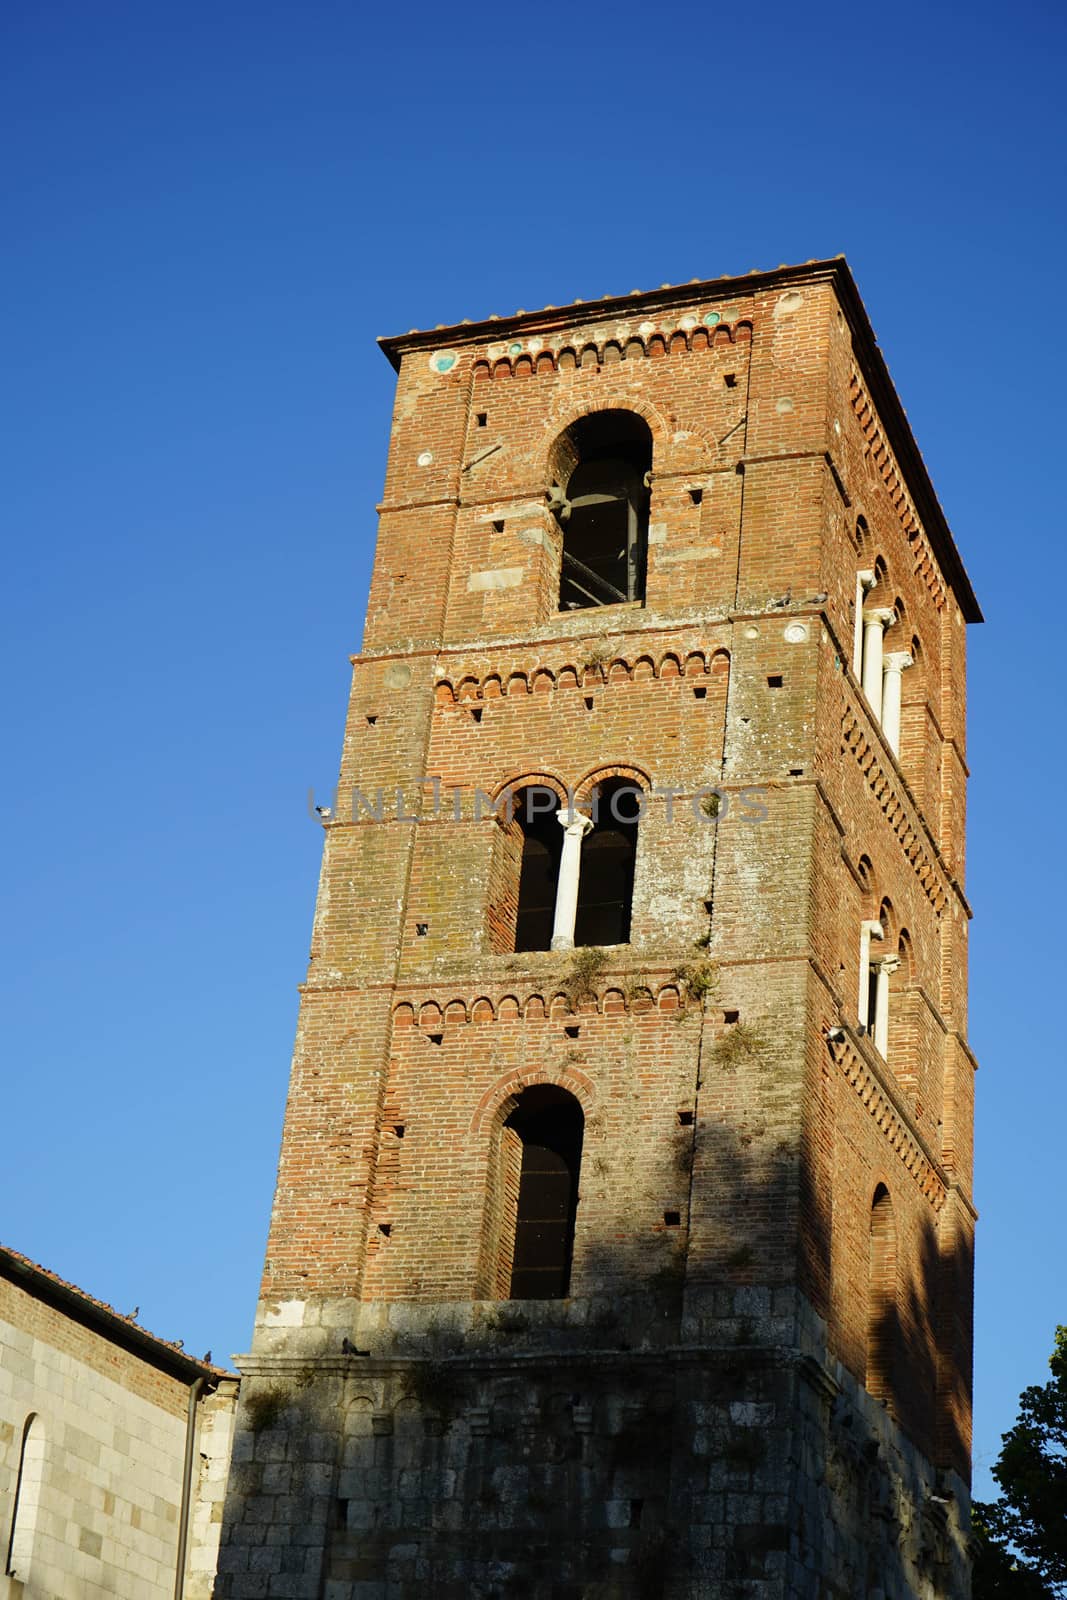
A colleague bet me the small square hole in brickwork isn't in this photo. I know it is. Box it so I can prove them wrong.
[471,707,483,723]
[703,898,714,915]
[724,373,738,388]
[378,1222,392,1237]
[564,1024,580,1039]
[767,674,783,688]
[427,1031,443,1045]
[584,695,594,710]
[415,922,428,937]
[663,1210,681,1227]
[688,487,703,506]
[477,412,488,427]
[393,1124,405,1138]
[723,1009,740,1025]
[789,766,804,776]
[366,714,378,725]
[693,685,707,700]
[629,1498,645,1527]
[493,519,505,533]
[334,1498,349,1530]
[677,1110,694,1127]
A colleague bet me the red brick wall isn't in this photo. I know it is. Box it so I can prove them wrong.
[260,265,976,1478]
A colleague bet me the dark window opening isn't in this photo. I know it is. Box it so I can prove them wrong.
[574,779,640,947]
[865,966,879,1036]
[767,674,783,688]
[552,411,652,610]
[506,1086,584,1300]
[677,1110,694,1127]
[867,1185,898,1405]
[477,412,488,427]
[663,1210,681,1227]
[688,487,703,506]
[514,787,563,953]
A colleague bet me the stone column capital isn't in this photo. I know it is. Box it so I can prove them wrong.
[883,651,914,674]
[557,809,594,837]
[863,607,897,628]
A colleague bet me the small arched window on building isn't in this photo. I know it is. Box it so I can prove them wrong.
[504,1086,584,1299]
[550,411,652,610]
[573,779,641,947]
[866,1186,898,1406]
[513,786,563,952]
[6,1413,45,1580]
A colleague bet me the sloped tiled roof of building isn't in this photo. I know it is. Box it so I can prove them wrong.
[0,1242,233,1383]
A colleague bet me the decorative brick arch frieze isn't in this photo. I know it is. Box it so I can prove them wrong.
[470,1064,597,1136]
[391,981,688,1033]
[836,1038,946,1213]
[841,706,949,916]
[470,317,752,388]
[433,646,728,705]
[849,369,948,615]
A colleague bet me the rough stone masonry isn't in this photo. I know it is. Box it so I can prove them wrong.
[215,258,981,1599]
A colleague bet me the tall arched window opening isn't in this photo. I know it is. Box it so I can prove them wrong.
[866,1186,898,1405]
[513,787,563,952]
[505,1086,584,1299]
[6,1413,45,1580]
[551,412,652,610]
[574,779,641,947]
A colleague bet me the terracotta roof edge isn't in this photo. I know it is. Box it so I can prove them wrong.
[0,1244,234,1384]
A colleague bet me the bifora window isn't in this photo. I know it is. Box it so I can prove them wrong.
[550,411,652,610]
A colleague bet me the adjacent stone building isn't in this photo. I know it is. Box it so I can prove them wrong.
[217,258,981,1598]
[1,1244,237,1598]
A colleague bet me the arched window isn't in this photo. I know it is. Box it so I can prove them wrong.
[505,1086,584,1299]
[574,778,641,947]
[550,411,652,610]
[513,786,563,952]
[866,1186,898,1405]
[6,1413,45,1580]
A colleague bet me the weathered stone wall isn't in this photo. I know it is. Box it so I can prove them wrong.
[218,1291,969,1599]
[0,1268,237,1600]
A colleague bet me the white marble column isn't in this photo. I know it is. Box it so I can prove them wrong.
[881,651,913,757]
[858,919,884,1029]
[853,569,875,677]
[861,608,896,722]
[551,811,594,951]
[873,954,900,1058]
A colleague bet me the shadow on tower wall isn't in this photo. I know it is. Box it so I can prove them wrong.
[214,1116,972,1600]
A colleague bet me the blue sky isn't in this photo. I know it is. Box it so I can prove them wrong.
[2,0,1064,1495]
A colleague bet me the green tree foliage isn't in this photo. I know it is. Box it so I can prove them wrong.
[973,1326,1067,1598]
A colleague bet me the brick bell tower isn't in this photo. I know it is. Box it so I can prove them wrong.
[217,259,981,1600]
